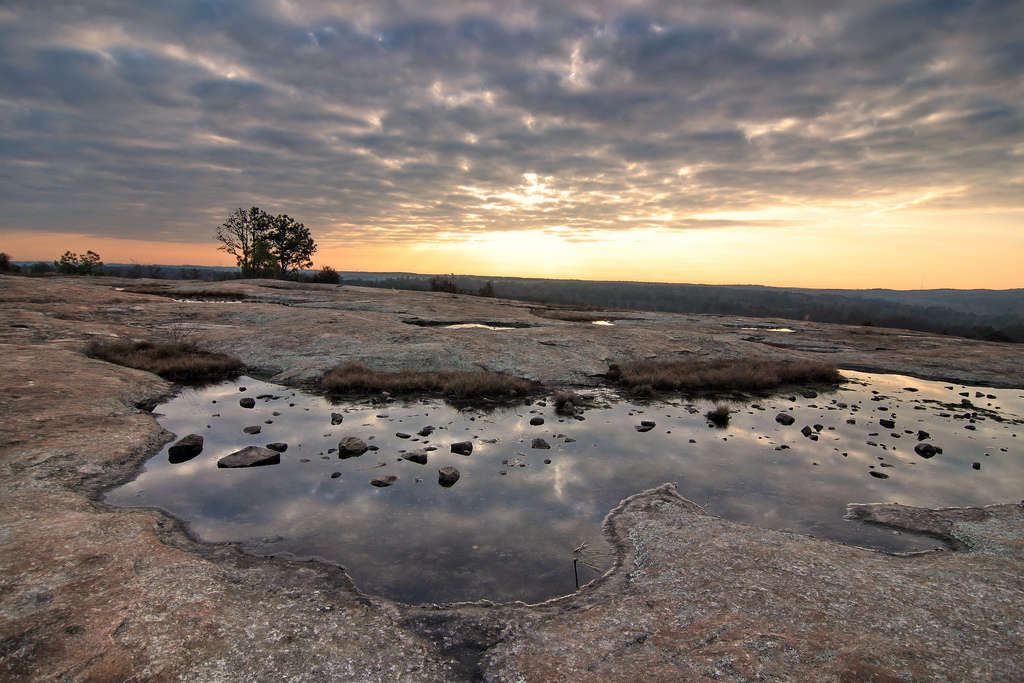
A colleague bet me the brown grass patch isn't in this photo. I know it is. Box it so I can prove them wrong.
[552,391,585,415]
[86,340,243,383]
[121,285,247,301]
[321,362,537,398]
[609,358,843,394]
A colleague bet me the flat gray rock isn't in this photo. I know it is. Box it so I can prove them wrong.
[217,446,281,468]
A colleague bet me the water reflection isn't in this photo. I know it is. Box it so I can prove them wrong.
[105,372,1023,605]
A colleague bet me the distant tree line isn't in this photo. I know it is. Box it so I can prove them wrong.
[336,274,1024,344]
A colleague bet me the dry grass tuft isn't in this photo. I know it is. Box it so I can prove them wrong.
[610,358,843,394]
[705,404,731,427]
[86,340,243,383]
[552,391,585,415]
[321,362,537,398]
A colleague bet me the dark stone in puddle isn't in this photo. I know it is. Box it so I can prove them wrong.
[869,471,889,479]
[338,437,368,458]
[879,419,896,429]
[167,434,204,463]
[265,442,288,453]
[239,397,255,409]
[640,420,656,427]
[531,438,551,449]
[331,412,344,425]
[403,450,428,465]
[438,466,460,487]
[218,446,280,468]
[330,472,342,479]
[800,426,813,437]
[915,443,940,458]
[544,459,552,464]
[972,462,981,470]
[417,426,435,437]
[451,441,473,455]
[370,475,398,487]
[635,424,654,432]
[529,417,545,426]
[802,390,818,399]
[243,425,262,435]
[396,432,411,439]
[776,413,796,426]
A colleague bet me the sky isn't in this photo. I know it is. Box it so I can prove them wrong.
[1,0,1022,289]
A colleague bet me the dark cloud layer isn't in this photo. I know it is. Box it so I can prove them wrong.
[1,0,1021,245]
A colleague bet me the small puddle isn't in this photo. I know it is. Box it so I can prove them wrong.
[592,320,614,326]
[105,373,1024,605]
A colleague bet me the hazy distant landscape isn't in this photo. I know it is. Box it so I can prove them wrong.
[15,260,1022,344]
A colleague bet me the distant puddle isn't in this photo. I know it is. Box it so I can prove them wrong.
[105,372,1024,605]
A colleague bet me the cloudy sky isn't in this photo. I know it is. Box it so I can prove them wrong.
[2,0,1021,288]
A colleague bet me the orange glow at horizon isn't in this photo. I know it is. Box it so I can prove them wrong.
[4,208,1023,291]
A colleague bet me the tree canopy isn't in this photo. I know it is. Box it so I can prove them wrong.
[214,207,317,278]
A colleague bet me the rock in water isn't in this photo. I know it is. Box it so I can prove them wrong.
[451,441,473,455]
[403,450,428,465]
[330,412,344,425]
[167,434,204,463]
[529,416,545,426]
[915,443,940,458]
[438,466,460,487]
[370,475,398,487]
[239,397,256,409]
[243,425,262,435]
[417,426,435,437]
[218,446,280,468]
[265,442,288,453]
[775,413,796,426]
[879,419,896,429]
[337,437,369,458]
[531,438,551,449]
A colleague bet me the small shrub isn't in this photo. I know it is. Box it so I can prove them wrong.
[28,261,54,276]
[428,275,459,293]
[321,362,535,398]
[86,340,242,383]
[476,281,496,297]
[705,404,731,428]
[314,265,341,284]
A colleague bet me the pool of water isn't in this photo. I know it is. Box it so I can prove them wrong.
[104,372,1023,605]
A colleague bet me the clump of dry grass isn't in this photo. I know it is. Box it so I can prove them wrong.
[86,340,242,383]
[531,309,604,322]
[121,285,247,301]
[553,391,585,415]
[609,358,843,394]
[321,362,537,398]
[705,404,731,427]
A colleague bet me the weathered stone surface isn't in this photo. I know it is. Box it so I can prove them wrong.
[450,441,473,455]
[218,446,280,468]
[3,275,1024,683]
[242,425,262,434]
[438,466,460,487]
[915,443,941,458]
[265,442,288,453]
[337,436,368,458]
[531,437,551,449]
[330,412,344,425]
[402,450,428,465]
[880,418,896,429]
[529,416,545,426]
[167,433,204,463]
[239,397,256,408]
[370,475,398,487]
[775,412,796,425]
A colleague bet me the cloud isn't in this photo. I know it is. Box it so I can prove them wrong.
[0,0,1021,248]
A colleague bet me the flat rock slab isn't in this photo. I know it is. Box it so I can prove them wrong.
[217,446,280,468]
[2,275,1024,682]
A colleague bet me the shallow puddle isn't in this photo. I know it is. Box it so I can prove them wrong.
[105,372,1024,605]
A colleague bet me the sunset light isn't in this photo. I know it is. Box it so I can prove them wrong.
[1,1,1021,288]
